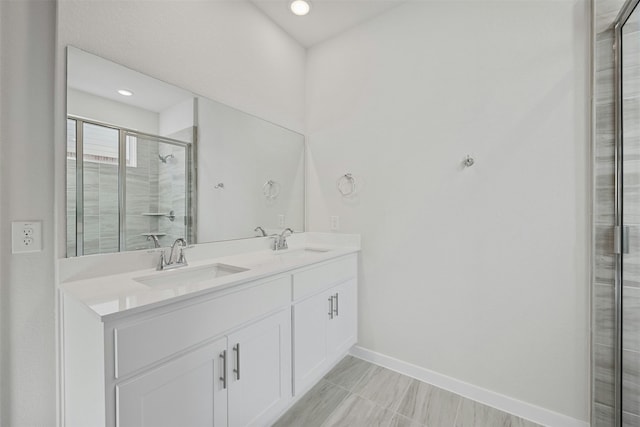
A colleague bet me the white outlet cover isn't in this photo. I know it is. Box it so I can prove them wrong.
[12,221,43,254]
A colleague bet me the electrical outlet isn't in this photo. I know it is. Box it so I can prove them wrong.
[12,221,42,254]
[278,214,285,227]
[330,216,340,231]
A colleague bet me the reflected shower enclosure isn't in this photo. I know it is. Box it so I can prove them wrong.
[66,117,193,256]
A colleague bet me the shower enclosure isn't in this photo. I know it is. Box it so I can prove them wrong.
[603,0,640,425]
[66,117,193,256]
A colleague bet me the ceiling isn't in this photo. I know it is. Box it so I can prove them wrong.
[250,0,405,47]
[67,47,193,113]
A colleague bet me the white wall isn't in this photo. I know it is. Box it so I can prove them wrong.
[0,1,57,426]
[306,0,590,421]
[159,98,194,139]
[68,88,159,135]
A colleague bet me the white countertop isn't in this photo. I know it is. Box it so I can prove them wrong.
[59,233,360,322]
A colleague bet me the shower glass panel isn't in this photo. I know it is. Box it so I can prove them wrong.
[620,2,640,424]
[124,134,189,251]
[82,122,120,255]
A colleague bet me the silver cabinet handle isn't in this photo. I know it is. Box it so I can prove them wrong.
[233,343,240,380]
[328,296,334,319]
[334,293,339,317]
[219,350,227,389]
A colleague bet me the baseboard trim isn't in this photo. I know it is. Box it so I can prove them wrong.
[349,346,588,427]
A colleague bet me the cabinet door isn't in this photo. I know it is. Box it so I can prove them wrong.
[292,291,332,395]
[116,337,228,427]
[227,309,292,427]
[327,279,358,360]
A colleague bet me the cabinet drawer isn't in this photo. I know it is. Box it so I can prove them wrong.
[292,254,357,300]
[114,276,290,379]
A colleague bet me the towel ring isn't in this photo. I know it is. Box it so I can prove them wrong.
[337,173,356,197]
[263,180,281,199]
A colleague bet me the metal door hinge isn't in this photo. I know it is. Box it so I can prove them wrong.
[614,225,630,254]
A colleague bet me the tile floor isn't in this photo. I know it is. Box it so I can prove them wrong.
[273,356,542,427]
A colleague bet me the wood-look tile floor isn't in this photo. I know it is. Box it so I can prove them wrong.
[273,356,543,427]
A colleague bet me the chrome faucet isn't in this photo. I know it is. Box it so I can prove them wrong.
[273,228,294,251]
[254,226,267,237]
[158,238,188,270]
[146,235,161,248]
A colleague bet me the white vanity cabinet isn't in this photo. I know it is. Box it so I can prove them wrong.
[292,256,358,395]
[116,337,228,427]
[116,309,291,427]
[227,310,291,427]
[62,251,358,427]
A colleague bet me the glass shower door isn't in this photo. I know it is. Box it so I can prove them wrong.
[620,2,640,425]
[67,118,192,256]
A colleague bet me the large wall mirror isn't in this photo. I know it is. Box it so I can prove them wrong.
[66,47,305,257]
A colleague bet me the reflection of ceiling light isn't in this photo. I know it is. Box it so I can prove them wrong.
[290,0,310,16]
[117,89,133,96]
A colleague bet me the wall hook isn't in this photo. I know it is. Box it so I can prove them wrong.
[463,155,475,168]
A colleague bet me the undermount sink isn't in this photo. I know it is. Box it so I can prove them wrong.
[135,263,249,288]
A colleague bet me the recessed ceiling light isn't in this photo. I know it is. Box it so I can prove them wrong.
[117,89,133,97]
[290,0,310,16]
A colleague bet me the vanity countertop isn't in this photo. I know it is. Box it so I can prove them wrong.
[59,233,360,322]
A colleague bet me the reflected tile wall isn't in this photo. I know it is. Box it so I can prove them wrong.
[157,141,188,245]
[80,162,120,255]
[66,158,76,256]
[126,138,158,251]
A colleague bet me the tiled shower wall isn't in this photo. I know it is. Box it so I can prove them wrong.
[593,0,633,425]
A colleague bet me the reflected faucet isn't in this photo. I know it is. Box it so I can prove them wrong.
[158,238,188,270]
[274,228,294,251]
[254,226,267,237]
[147,235,161,248]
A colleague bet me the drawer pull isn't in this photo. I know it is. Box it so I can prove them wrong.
[219,350,227,389]
[328,297,334,319]
[334,293,339,317]
[233,343,241,380]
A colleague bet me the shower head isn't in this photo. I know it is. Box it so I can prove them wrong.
[159,154,174,163]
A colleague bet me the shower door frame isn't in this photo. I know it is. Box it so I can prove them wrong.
[614,0,640,425]
[69,116,194,256]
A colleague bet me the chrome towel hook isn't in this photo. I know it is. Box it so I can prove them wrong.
[463,155,475,168]
[337,173,356,197]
